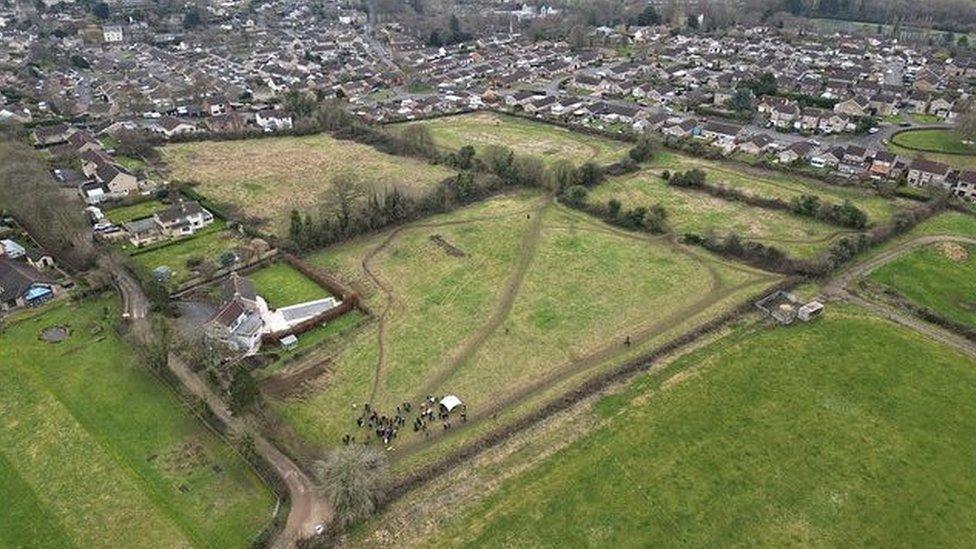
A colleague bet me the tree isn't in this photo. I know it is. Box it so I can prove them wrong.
[313,446,389,528]
[729,88,754,112]
[562,185,589,206]
[115,129,159,162]
[687,14,700,30]
[855,116,878,135]
[607,198,622,218]
[227,364,259,414]
[636,4,661,26]
[956,105,976,143]
[182,9,201,29]
[744,72,777,98]
[284,90,316,119]
[628,135,657,163]
[92,1,109,19]
[574,162,603,187]
[568,25,587,51]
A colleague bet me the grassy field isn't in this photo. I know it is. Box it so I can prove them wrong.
[869,242,976,328]
[588,167,848,258]
[891,129,976,156]
[129,221,242,286]
[268,191,778,464]
[161,134,455,235]
[426,305,976,547]
[0,296,273,548]
[650,151,902,223]
[249,262,330,309]
[105,200,166,224]
[401,112,631,166]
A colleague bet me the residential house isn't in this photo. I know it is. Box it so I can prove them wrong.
[834,96,870,117]
[954,170,976,202]
[255,109,293,131]
[699,121,745,150]
[907,158,952,188]
[95,164,139,197]
[778,141,814,164]
[154,200,214,238]
[154,116,198,138]
[207,273,265,354]
[737,133,775,156]
[0,257,60,311]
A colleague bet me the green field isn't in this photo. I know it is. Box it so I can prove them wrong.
[249,262,329,309]
[588,168,848,258]
[891,129,976,156]
[161,134,455,235]
[105,200,166,224]
[269,191,778,466]
[402,112,631,166]
[869,242,976,328]
[0,296,273,548]
[650,151,902,223]
[425,305,976,547]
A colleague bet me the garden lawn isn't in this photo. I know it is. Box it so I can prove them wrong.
[249,262,330,309]
[0,296,273,549]
[433,305,976,547]
[869,242,976,328]
[161,134,454,235]
[129,221,240,286]
[891,128,976,155]
[589,168,847,258]
[402,112,631,166]
[269,191,775,457]
[104,200,166,224]
[649,151,900,223]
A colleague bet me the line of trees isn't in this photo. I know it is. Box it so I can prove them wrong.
[666,169,868,230]
[0,135,95,270]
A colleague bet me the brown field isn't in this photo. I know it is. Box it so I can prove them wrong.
[161,134,456,235]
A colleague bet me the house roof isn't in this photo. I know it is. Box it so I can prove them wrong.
[0,257,53,303]
[910,158,951,176]
[221,272,256,303]
[156,200,206,224]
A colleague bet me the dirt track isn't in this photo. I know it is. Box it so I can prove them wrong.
[361,200,544,404]
[346,200,781,458]
[824,234,976,360]
[110,264,329,548]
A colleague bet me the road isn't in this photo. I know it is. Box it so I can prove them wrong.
[823,234,976,360]
[110,265,330,547]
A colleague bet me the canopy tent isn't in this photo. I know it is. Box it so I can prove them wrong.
[439,395,463,413]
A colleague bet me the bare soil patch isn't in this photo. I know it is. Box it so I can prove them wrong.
[935,242,969,262]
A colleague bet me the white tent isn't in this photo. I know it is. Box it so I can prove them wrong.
[439,395,463,413]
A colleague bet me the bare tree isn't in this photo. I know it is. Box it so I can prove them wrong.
[312,446,389,528]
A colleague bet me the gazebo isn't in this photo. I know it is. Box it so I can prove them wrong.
[439,395,463,414]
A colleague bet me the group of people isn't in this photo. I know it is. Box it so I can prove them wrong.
[342,397,468,448]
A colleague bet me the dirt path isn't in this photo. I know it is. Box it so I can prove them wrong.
[823,234,976,361]
[362,203,542,405]
[110,264,329,547]
[413,198,550,401]
[391,271,776,459]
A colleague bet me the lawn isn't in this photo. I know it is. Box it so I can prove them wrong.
[0,296,273,548]
[104,199,166,224]
[869,242,976,328]
[268,191,778,464]
[649,151,902,223]
[249,262,330,309]
[129,221,242,287]
[428,305,976,547]
[588,167,849,258]
[400,112,632,166]
[891,128,976,156]
[161,134,455,236]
